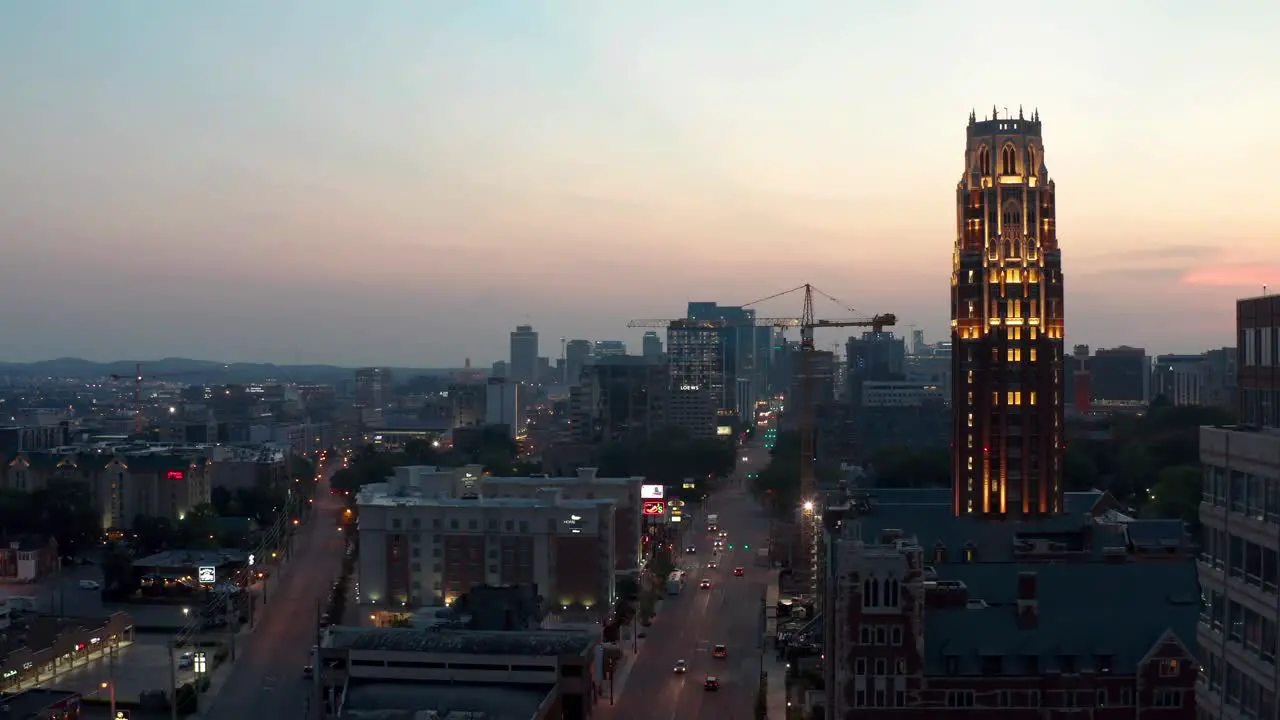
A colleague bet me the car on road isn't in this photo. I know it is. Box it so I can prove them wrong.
[706,561,718,569]
[734,567,745,576]
[673,659,687,674]
[699,579,712,589]
[78,579,100,590]
[719,531,728,539]
[704,675,720,691]
[302,665,313,678]
[685,545,696,554]
[712,644,728,658]
[178,653,194,670]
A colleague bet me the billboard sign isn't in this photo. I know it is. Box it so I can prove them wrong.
[641,484,665,500]
[198,566,216,584]
[166,471,185,480]
[642,500,666,516]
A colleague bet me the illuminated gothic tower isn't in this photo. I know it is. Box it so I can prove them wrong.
[951,106,1065,518]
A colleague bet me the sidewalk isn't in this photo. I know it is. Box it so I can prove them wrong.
[763,645,789,719]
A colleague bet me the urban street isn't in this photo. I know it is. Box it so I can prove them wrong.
[199,461,347,720]
[600,443,775,720]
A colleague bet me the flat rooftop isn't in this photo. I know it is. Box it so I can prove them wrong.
[133,549,247,568]
[326,626,595,656]
[360,491,615,510]
[341,681,551,720]
[0,688,80,716]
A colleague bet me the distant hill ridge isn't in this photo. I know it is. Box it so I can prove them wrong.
[0,357,454,383]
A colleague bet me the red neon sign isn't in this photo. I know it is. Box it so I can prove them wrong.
[642,501,666,516]
[166,471,185,480]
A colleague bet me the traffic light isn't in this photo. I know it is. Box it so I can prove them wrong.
[729,544,734,549]
[744,544,750,549]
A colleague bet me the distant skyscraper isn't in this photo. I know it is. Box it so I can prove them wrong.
[666,319,723,403]
[911,329,925,356]
[642,332,663,362]
[593,340,627,357]
[951,106,1065,519]
[565,339,591,385]
[846,332,905,404]
[353,367,392,409]
[686,302,767,416]
[509,325,538,385]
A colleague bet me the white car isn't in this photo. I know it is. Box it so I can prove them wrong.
[78,579,100,590]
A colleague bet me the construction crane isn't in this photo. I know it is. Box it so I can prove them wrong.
[629,283,895,599]
[109,363,204,435]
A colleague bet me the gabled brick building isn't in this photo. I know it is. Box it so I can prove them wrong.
[822,491,1199,718]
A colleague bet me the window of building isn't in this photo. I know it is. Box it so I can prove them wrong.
[860,625,872,644]
[890,626,902,645]
[946,690,975,708]
[875,626,887,645]
[855,689,866,707]
[895,690,906,707]
[1029,690,1041,707]
[854,658,866,675]
[1153,689,1182,708]
[874,688,886,707]
[1096,689,1107,706]
[895,657,906,674]
[1159,659,1180,677]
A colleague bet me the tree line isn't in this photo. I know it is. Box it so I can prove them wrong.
[330,427,530,495]
[748,404,1231,528]
[330,425,737,502]
[596,426,736,501]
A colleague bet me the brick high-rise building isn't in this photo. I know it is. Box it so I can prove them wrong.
[950,107,1065,518]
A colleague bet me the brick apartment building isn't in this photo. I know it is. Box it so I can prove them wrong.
[356,466,630,613]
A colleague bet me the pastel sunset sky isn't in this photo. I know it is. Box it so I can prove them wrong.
[1,1,1277,367]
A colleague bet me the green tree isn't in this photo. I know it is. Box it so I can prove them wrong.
[868,445,950,489]
[133,514,178,554]
[1062,445,1099,491]
[1146,465,1202,526]
[1112,444,1157,501]
[178,504,221,549]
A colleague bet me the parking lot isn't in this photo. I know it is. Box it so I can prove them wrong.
[41,634,202,702]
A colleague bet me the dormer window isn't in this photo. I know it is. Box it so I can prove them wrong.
[933,541,947,565]
[977,146,991,176]
[963,541,977,563]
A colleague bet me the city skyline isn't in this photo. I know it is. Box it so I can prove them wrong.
[2,3,1276,366]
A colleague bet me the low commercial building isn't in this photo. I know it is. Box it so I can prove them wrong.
[314,626,598,720]
[356,467,619,612]
[0,688,81,719]
[0,613,134,697]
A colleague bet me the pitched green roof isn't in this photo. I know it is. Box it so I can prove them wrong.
[923,561,1199,675]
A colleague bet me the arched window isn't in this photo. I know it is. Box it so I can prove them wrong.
[977,146,990,176]
[1001,145,1017,175]
[886,578,900,607]
[863,578,875,607]
[964,541,978,563]
[872,578,882,607]
[1027,147,1037,175]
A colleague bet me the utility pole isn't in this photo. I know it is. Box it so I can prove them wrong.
[168,643,178,720]
[107,637,117,719]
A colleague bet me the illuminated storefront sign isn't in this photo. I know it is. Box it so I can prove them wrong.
[641,484,665,500]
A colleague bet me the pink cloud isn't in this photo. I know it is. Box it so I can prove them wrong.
[1182,264,1280,288]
